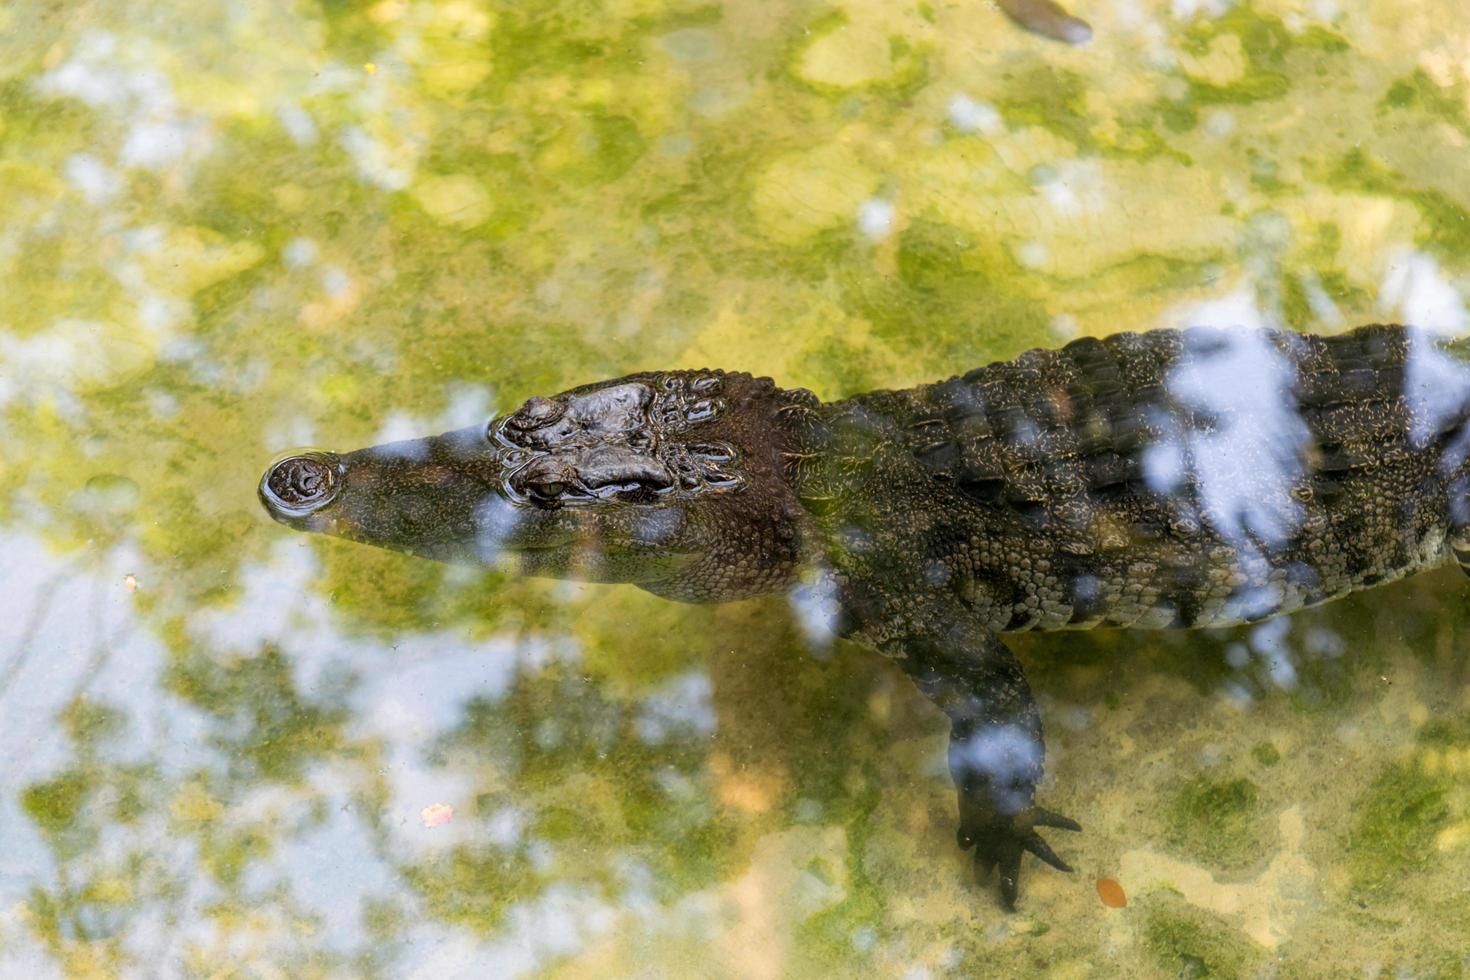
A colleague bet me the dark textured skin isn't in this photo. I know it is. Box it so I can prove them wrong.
[260,322,1470,909]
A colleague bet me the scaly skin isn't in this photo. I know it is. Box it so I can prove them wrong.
[259,322,1470,909]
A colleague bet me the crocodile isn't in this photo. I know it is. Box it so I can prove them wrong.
[259,322,1470,909]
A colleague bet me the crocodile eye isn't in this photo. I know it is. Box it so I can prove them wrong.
[527,480,566,500]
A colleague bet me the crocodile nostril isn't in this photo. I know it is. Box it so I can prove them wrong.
[262,452,342,514]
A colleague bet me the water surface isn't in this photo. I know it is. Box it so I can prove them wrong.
[2,0,1469,976]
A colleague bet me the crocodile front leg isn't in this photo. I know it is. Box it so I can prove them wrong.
[848,591,1081,909]
[935,635,1080,910]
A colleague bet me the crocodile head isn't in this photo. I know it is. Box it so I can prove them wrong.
[259,371,812,600]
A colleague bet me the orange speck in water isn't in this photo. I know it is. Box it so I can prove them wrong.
[123,574,139,592]
[1096,877,1127,908]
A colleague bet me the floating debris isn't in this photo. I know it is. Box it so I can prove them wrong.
[123,573,139,592]
[1097,877,1127,908]
[998,0,1093,44]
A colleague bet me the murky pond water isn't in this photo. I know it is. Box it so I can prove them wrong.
[3,0,1470,976]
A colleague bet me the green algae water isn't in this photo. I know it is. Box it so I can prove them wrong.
[3,0,1470,976]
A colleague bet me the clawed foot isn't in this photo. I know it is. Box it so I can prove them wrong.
[957,803,1081,911]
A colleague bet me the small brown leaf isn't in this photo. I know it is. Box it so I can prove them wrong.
[1096,877,1127,908]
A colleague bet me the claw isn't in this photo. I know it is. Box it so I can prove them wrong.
[1030,807,1082,832]
[958,802,1081,910]
[1023,832,1072,873]
[997,842,1022,910]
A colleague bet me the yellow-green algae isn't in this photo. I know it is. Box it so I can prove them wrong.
[1345,717,1470,899]
[1164,774,1267,870]
[2,0,1470,976]
[1141,891,1259,978]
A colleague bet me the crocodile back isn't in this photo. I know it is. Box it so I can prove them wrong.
[821,324,1470,632]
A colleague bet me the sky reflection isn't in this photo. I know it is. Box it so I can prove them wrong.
[4,0,1470,975]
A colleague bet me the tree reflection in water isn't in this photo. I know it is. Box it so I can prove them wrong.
[3,0,1470,974]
